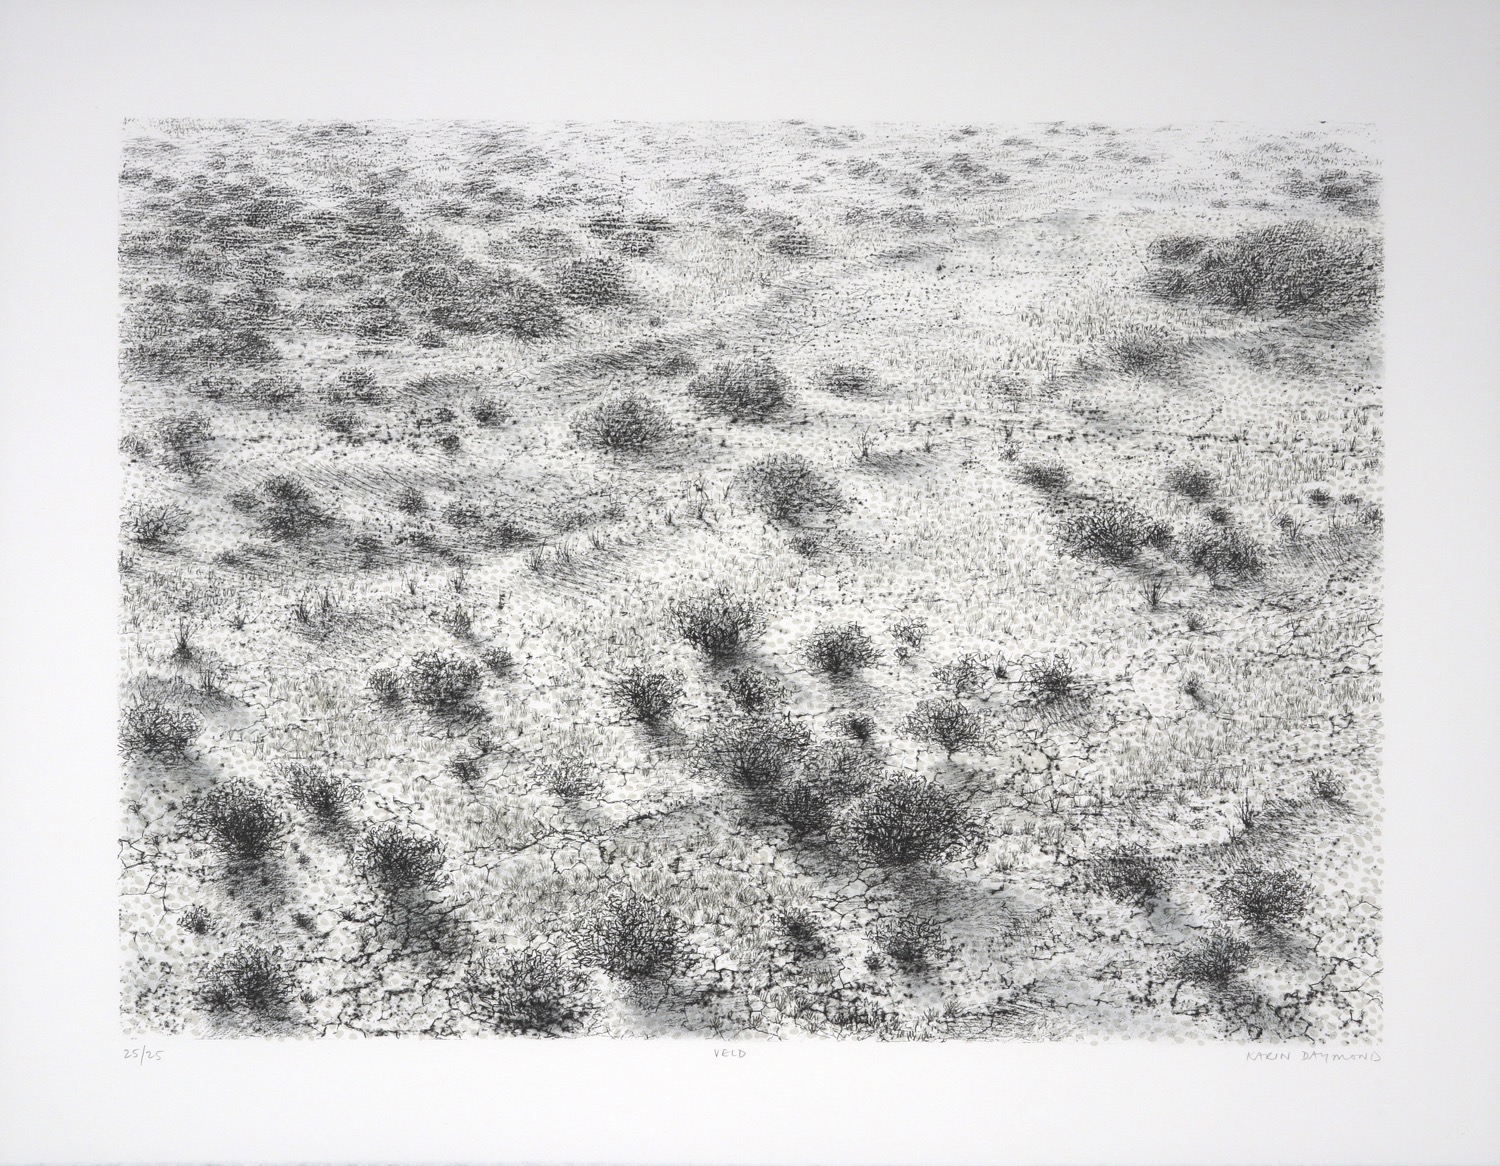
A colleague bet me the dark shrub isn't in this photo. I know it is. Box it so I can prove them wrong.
[394,485,426,514]
[1183,525,1264,584]
[465,947,593,1034]
[1212,866,1311,927]
[773,905,826,955]
[609,667,685,725]
[688,358,791,420]
[1174,927,1253,987]
[553,257,630,308]
[120,699,200,759]
[1021,654,1088,710]
[721,666,787,713]
[255,475,331,541]
[844,776,973,866]
[932,653,987,698]
[803,623,881,675]
[1089,845,1170,906]
[871,916,943,970]
[697,713,811,788]
[154,412,213,471]
[544,757,604,799]
[570,390,671,452]
[671,585,765,658]
[200,945,295,1014]
[1061,502,1169,565]
[575,891,685,979]
[820,363,878,395]
[470,396,509,426]
[281,762,356,826]
[403,652,482,713]
[243,374,302,409]
[180,905,213,935]
[192,779,285,861]
[734,454,843,525]
[359,823,445,894]
[368,667,402,706]
[904,697,987,756]
[840,711,877,743]
[775,779,836,836]
[1017,460,1071,493]
[1166,463,1218,502]
[125,502,190,548]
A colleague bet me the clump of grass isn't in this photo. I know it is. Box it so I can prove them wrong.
[1061,502,1172,565]
[733,454,844,525]
[368,667,403,706]
[671,585,765,658]
[1017,460,1071,493]
[773,905,827,956]
[403,651,482,713]
[820,363,878,395]
[358,823,445,894]
[120,699,200,759]
[888,614,929,654]
[840,711,877,743]
[688,358,791,420]
[1089,845,1170,906]
[470,396,510,426]
[1174,927,1253,987]
[1021,654,1090,712]
[464,947,593,1034]
[843,776,974,866]
[280,762,356,827]
[180,905,213,935]
[543,756,604,800]
[575,891,686,980]
[125,502,190,548]
[697,713,811,788]
[199,945,295,1015]
[903,697,987,756]
[932,653,987,698]
[570,390,671,452]
[1183,525,1265,585]
[608,667,685,726]
[721,667,787,713]
[1212,866,1311,927]
[1105,326,1179,375]
[191,779,286,862]
[871,916,943,970]
[1166,463,1218,502]
[553,257,631,308]
[154,411,213,471]
[803,623,881,675]
[254,475,331,542]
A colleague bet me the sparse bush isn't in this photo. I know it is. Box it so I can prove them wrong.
[575,891,685,979]
[465,947,593,1034]
[1021,654,1089,710]
[1166,463,1218,502]
[671,585,765,658]
[544,757,604,799]
[403,651,482,713]
[1089,845,1170,906]
[395,485,426,514]
[889,615,929,651]
[479,646,516,677]
[904,697,987,756]
[933,653,987,697]
[697,713,811,788]
[609,667,684,725]
[721,667,787,713]
[803,739,882,796]
[1061,502,1170,565]
[1017,460,1071,493]
[803,623,881,675]
[688,358,791,420]
[243,374,302,409]
[358,823,445,894]
[120,699,201,759]
[322,409,361,438]
[766,228,817,257]
[844,776,974,866]
[1106,326,1179,374]
[734,454,844,524]
[192,779,285,861]
[125,502,190,548]
[180,905,213,935]
[199,945,295,1014]
[1212,866,1311,927]
[281,763,356,825]
[570,390,671,452]
[871,915,943,970]
[1174,927,1253,987]
[470,396,509,426]
[1183,525,1264,584]
[330,366,382,404]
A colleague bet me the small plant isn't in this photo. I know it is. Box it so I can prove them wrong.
[191,779,286,862]
[688,358,791,420]
[903,697,987,756]
[575,891,685,980]
[843,776,974,866]
[180,905,214,935]
[125,502,190,548]
[1140,571,1169,610]
[720,666,786,713]
[368,667,403,706]
[358,823,445,894]
[1166,463,1218,502]
[1183,525,1264,584]
[199,945,296,1015]
[154,411,213,471]
[1212,866,1311,927]
[1021,654,1088,710]
[120,699,200,759]
[889,614,929,652]
[1017,460,1071,493]
[773,905,826,955]
[1061,502,1170,565]
[403,651,482,713]
[255,475,330,541]
[932,653,987,698]
[608,667,685,726]
[281,763,356,826]
[840,711,877,743]
[871,916,943,970]
[464,946,593,1034]
[1089,845,1170,906]
[697,713,811,788]
[470,396,510,426]
[479,646,516,677]
[1174,927,1253,987]
[322,409,361,439]
[570,390,671,452]
[331,366,382,403]
[671,585,765,658]
[803,623,882,675]
[544,757,604,799]
[820,363,878,395]
[734,453,844,525]
[1309,771,1347,803]
[395,485,427,514]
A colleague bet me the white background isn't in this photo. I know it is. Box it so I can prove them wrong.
[1,1,1497,1162]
